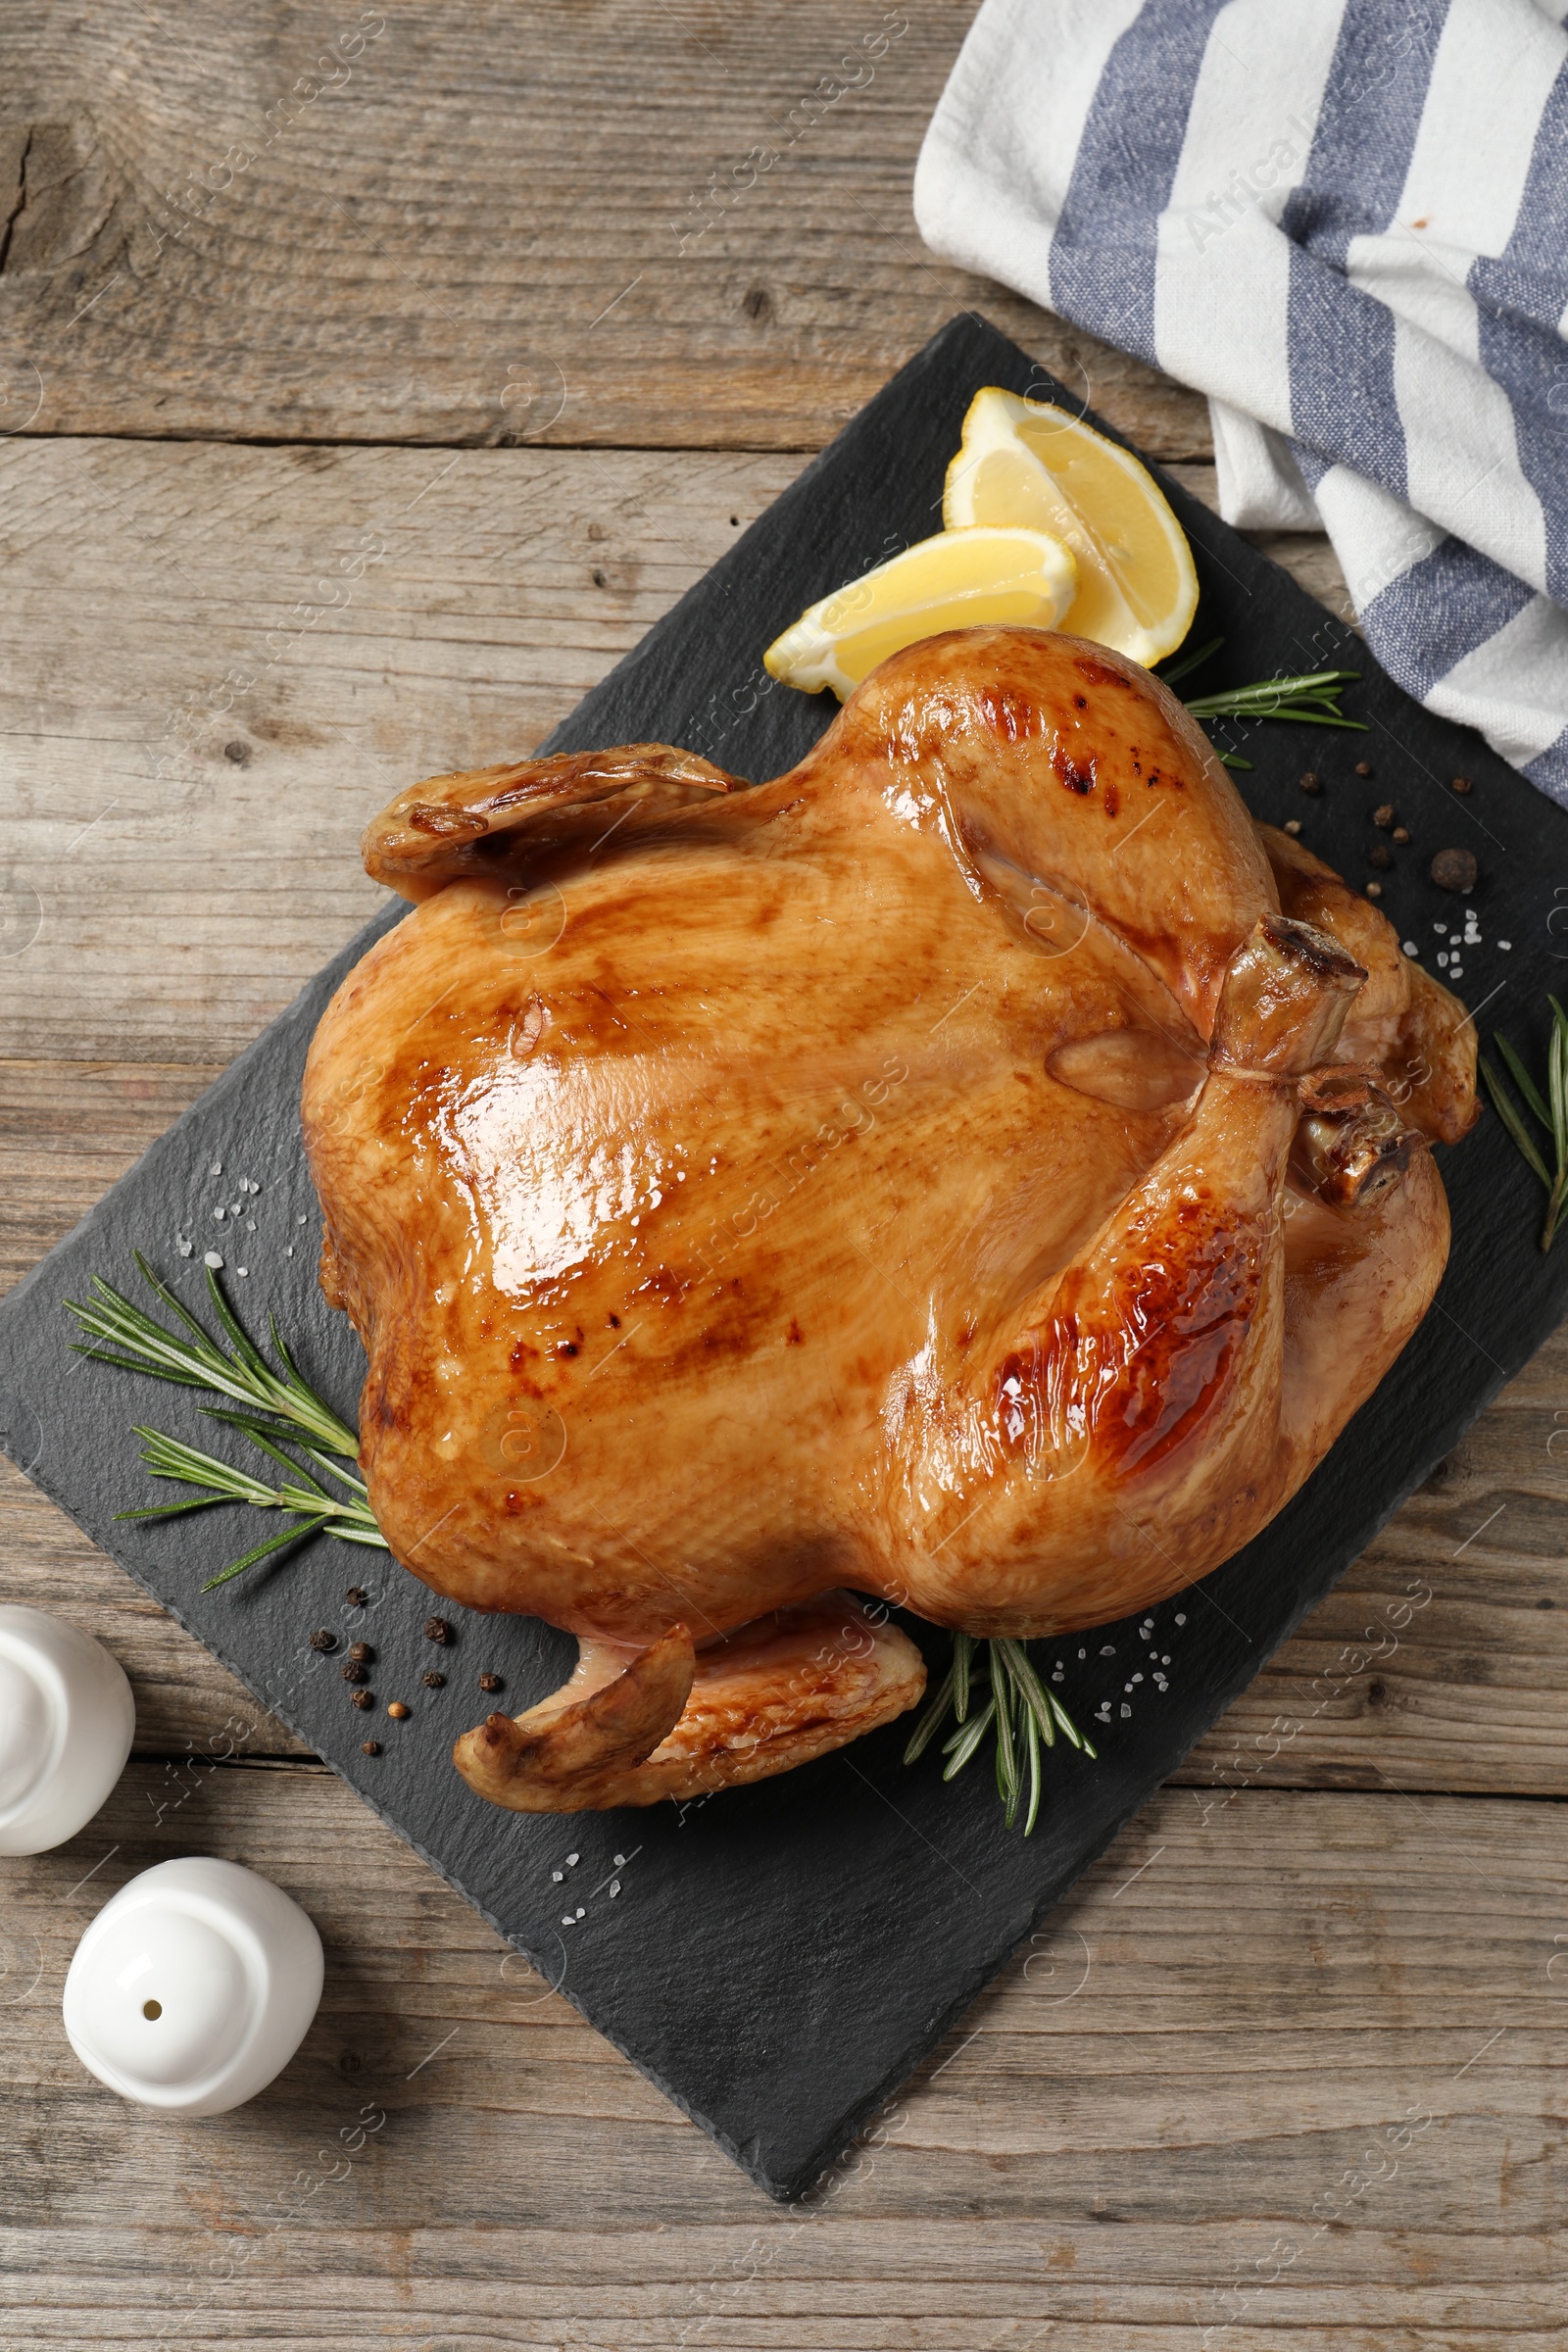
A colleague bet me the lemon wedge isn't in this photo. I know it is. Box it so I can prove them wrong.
[762,525,1078,701]
[943,389,1199,666]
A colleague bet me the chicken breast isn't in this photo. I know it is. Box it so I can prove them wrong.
[302,626,1477,1810]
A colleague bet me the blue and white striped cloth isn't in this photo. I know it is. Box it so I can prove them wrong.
[914,0,1568,802]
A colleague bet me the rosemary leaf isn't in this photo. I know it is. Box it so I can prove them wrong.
[953,1630,973,1723]
[941,1696,996,1778]
[1021,1704,1043,1838]
[992,1646,1019,1813]
[1480,1055,1552,1191]
[1050,1690,1098,1759]
[1494,1033,1552,1134]
[902,1665,956,1766]
[202,1514,333,1592]
[1156,633,1224,689]
[193,1254,275,1382]
[114,1494,237,1524]
[1548,1000,1568,1160]
[996,1637,1055,1749]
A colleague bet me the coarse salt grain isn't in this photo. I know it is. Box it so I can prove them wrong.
[204,1251,223,1269]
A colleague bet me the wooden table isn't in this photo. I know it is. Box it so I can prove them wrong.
[2,7,1564,2344]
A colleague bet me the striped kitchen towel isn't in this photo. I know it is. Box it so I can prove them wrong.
[913,0,1568,802]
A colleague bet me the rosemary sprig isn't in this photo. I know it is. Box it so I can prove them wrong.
[65,1256,386,1589]
[67,1251,359,1456]
[1480,1000,1568,1251]
[1183,670,1365,728]
[903,1632,1097,1835]
[1161,635,1364,772]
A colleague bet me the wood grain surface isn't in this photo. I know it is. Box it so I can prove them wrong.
[0,1,1205,455]
[1,2,1564,2342]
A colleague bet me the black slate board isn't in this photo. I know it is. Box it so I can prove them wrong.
[4,315,1566,2200]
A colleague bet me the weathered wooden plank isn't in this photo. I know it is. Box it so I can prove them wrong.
[0,438,1346,1066]
[0,1768,1561,2344]
[0,0,1207,457]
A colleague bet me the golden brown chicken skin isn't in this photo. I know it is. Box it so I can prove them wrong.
[302,626,1476,1810]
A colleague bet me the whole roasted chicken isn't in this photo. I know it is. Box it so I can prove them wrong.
[302,628,1477,1813]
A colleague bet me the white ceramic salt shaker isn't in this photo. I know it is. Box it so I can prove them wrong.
[63,1856,324,2115]
[0,1604,135,1855]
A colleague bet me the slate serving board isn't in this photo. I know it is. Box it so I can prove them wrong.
[4,314,1566,2200]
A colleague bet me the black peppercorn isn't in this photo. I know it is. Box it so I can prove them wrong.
[423,1670,446,1689]
[1369,845,1392,869]
[309,1629,337,1653]
[341,1661,368,1685]
[361,1740,381,1755]
[351,1689,375,1710]
[478,1672,504,1693]
[1451,774,1472,794]
[1373,803,1396,829]
[345,1586,368,1606]
[1392,825,1410,845]
[1298,770,1322,795]
[1431,847,1478,892]
[349,1642,372,1663]
[423,1617,452,1644]
[1355,760,1373,777]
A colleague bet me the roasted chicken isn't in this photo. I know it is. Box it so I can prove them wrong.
[302,627,1477,1812]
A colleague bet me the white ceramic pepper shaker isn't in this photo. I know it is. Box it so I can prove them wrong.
[0,1604,135,1855]
[63,1855,324,2115]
